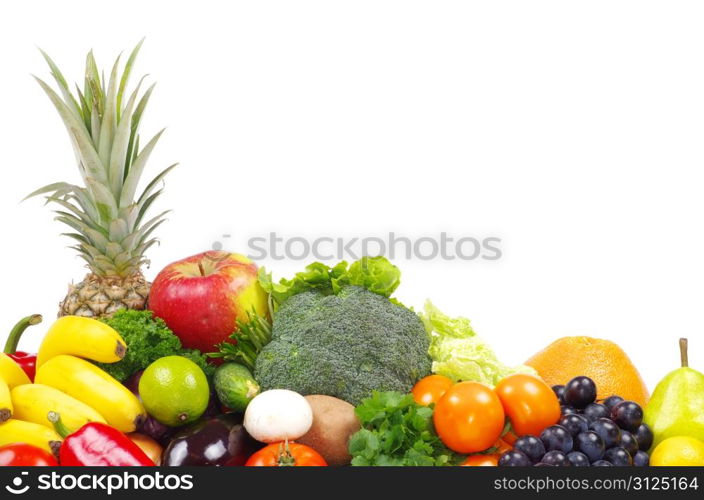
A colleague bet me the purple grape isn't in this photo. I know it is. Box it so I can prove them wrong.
[582,403,610,422]
[619,430,639,456]
[559,414,589,437]
[499,450,532,466]
[633,450,650,466]
[602,395,624,411]
[564,376,597,409]
[574,431,605,462]
[542,450,571,466]
[561,405,579,415]
[603,447,632,466]
[590,418,621,448]
[534,462,555,466]
[635,424,653,451]
[592,460,614,466]
[610,401,643,432]
[540,425,573,453]
[567,451,590,467]
[514,435,546,463]
[552,385,566,404]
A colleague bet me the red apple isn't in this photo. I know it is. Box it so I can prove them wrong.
[149,251,269,353]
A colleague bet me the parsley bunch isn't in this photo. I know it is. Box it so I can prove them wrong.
[96,309,214,381]
[349,391,461,466]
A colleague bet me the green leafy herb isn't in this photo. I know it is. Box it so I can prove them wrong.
[95,309,214,381]
[208,310,272,370]
[348,391,460,466]
[259,256,401,307]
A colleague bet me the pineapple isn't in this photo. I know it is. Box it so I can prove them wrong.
[27,41,176,317]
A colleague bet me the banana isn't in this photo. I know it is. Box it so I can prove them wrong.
[11,384,106,434]
[0,378,11,422]
[36,316,127,367]
[0,353,31,388]
[35,355,145,433]
[0,419,62,455]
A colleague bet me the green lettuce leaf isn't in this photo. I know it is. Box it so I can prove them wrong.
[259,256,401,306]
[345,257,401,297]
[422,301,536,385]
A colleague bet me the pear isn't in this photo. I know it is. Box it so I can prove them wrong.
[644,338,704,450]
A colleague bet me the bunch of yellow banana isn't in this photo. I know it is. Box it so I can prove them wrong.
[36,355,145,432]
[11,384,106,431]
[0,316,61,453]
[0,419,63,455]
[0,315,145,453]
[0,352,32,421]
[36,316,127,367]
[0,360,62,454]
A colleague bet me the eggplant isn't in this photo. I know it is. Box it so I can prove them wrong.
[124,370,175,445]
[162,413,260,466]
[202,389,222,418]
[137,414,176,446]
[125,369,222,445]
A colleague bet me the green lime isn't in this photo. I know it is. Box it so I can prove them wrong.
[214,362,260,411]
[139,355,210,426]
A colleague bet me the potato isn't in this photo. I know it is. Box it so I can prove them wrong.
[297,395,360,466]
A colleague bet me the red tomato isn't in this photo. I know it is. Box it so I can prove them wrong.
[245,442,327,467]
[460,454,499,466]
[433,381,505,454]
[0,443,58,466]
[495,373,560,437]
[411,374,454,406]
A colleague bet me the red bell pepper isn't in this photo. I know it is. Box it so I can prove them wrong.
[0,443,58,466]
[48,412,155,466]
[3,314,42,381]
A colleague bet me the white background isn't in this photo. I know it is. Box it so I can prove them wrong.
[2,0,703,391]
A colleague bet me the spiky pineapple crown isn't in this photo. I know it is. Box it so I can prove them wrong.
[27,40,175,279]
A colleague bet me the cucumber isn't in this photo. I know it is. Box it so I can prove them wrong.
[214,362,260,412]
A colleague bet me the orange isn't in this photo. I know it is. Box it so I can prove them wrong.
[525,336,649,407]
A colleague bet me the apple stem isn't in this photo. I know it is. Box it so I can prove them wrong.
[680,338,689,368]
[198,262,206,277]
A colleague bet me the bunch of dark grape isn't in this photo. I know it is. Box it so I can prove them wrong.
[499,376,652,466]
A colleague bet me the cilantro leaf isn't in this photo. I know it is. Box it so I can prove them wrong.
[349,390,463,466]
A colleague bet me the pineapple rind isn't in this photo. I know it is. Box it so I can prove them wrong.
[59,273,150,318]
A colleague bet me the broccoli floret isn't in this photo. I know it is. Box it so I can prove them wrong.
[254,286,431,405]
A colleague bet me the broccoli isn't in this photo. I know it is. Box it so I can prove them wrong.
[95,309,215,381]
[254,286,431,405]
